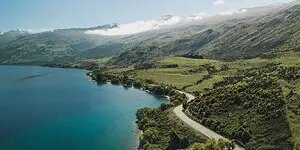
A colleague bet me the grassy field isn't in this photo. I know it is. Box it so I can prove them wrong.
[156,57,223,68]
[98,54,300,148]
[106,55,300,91]
[130,57,225,91]
[186,75,224,93]
[134,70,201,89]
[134,56,300,148]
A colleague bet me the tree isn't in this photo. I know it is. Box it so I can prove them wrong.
[168,129,190,149]
[141,128,161,145]
[188,139,235,150]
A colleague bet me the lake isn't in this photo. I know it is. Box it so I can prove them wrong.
[0,65,167,150]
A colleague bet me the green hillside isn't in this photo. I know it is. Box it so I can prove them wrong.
[90,52,300,149]
[0,26,122,65]
[1,4,299,67]
[110,5,300,66]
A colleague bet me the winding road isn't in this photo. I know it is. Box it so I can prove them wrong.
[173,91,245,150]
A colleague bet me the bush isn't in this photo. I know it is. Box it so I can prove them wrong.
[187,75,293,149]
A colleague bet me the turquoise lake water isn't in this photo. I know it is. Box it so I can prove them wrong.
[0,65,167,150]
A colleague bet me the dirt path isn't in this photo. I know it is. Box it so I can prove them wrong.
[174,91,245,150]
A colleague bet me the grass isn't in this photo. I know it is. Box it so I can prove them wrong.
[85,57,111,64]
[157,57,222,69]
[104,55,300,148]
[134,70,201,89]
[279,79,300,149]
[131,57,224,90]
[186,75,224,93]
[276,52,300,67]
[287,109,300,148]
[230,52,300,68]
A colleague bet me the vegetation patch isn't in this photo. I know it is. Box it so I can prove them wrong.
[91,56,300,149]
[136,108,208,149]
[186,75,293,149]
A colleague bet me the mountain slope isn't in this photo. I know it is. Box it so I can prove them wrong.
[0,2,299,66]
[0,25,121,64]
[110,4,300,66]
[198,4,300,60]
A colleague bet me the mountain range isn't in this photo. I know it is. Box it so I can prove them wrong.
[0,1,299,66]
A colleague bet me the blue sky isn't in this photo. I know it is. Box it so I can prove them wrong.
[0,0,293,31]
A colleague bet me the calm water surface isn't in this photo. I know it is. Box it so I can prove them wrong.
[0,65,167,150]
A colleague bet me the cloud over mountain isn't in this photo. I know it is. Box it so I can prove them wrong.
[213,0,226,5]
[219,9,247,15]
[26,28,54,34]
[85,14,205,36]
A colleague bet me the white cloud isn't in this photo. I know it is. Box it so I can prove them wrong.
[213,0,226,5]
[85,14,205,36]
[26,28,54,34]
[219,9,247,16]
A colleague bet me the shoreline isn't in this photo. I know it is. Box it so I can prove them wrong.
[86,73,171,150]
[1,65,166,150]
[0,65,167,150]
[133,123,142,150]
[88,72,246,149]
[1,65,175,149]
[0,63,92,71]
